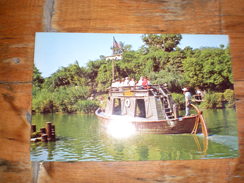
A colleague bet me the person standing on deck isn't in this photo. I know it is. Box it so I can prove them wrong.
[182,87,191,116]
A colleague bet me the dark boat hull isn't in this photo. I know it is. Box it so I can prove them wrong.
[95,109,198,134]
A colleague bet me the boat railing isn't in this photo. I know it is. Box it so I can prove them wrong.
[109,84,164,91]
[109,85,165,96]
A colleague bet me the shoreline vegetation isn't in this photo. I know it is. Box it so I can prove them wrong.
[32,34,234,114]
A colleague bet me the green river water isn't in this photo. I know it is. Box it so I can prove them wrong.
[31,108,239,161]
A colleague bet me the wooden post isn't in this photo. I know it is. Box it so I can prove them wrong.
[41,134,48,142]
[51,124,56,141]
[173,104,179,118]
[40,128,46,134]
[46,122,52,141]
[31,125,36,133]
[112,59,115,80]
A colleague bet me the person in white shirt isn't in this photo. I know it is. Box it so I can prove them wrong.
[137,76,144,86]
[123,77,130,86]
[118,78,125,91]
[129,78,135,86]
[114,79,121,87]
[182,87,191,116]
[195,87,204,100]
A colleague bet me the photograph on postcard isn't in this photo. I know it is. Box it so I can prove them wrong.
[31,33,238,161]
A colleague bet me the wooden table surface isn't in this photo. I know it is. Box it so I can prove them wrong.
[1,0,244,182]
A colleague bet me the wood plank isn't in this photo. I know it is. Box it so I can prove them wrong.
[0,1,43,182]
[0,0,244,183]
[221,0,244,33]
[0,0,43,82]
[0,84,32,183]
[229,34,244,85]
[53,0,221,33]
[37,159,238,183]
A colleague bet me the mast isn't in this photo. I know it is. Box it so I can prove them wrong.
[112,59,115,80]
[105,37,123,80]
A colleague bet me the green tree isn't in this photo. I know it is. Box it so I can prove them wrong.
[33,65,44,87]
[142,34,182,52]
[96,62,112,92]
[86,58,107,90]
[183,46,233,91]
[33,65,44,95]
[149,65,185,92]
[43,61,87,90]
[32,35,234,113]
[116,49,143,80]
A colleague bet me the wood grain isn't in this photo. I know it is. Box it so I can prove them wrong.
[53,0,222,33]
[37,159,238,183]
[1,0,244,183]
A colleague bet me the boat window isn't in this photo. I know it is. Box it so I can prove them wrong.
[135,99,146,118]
[112,98,121,115]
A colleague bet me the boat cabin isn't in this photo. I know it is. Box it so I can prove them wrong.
[105,85,179,121]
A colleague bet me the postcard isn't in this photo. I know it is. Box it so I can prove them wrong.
[31,33,238,161]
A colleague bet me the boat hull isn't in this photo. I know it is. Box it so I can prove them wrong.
[95,109,198,134]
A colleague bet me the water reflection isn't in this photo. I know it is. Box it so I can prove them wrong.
[31,109,238,161]
[137,145,149,161]
[101,133,212,161]
[203,108,237,136]
[192,135,208,154]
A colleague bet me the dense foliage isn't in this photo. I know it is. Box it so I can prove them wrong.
[33,34,234,113]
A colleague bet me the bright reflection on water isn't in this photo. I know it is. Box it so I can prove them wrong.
[106,120,136,139]
[31,108,239,161]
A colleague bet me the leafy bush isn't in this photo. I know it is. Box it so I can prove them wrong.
[171,93,185,109]
[32,86,92,113]
[215,93,224,108]
[200,92,218,109]
[75,100,99,113]
[200,92,228,109]
[96,94,108,109]
[224,89,235,107]
[32,89,59,113]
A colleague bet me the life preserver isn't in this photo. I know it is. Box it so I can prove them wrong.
[125,99,130,107]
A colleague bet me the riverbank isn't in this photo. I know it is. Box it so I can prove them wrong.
[32,88,234,114]
[172,89,235,110]
[32,86,101,114]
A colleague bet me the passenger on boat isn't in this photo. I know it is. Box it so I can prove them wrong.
[182,87,192,116]
[113,79,120,87]
[142,77,148,86]
[111,79,120,91]
[136,76,144,89]
[129,78,135,86]
[142,76,150,89]
[137,76,144,86]
[123,77,130,86]
[120,78,125,86]
[147,78,151,85]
